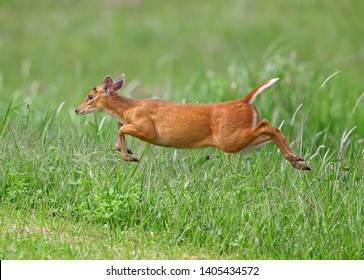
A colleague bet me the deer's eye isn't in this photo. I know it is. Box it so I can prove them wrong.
[87,95,94,101]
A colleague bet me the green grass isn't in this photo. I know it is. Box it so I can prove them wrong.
[0,0,363,259]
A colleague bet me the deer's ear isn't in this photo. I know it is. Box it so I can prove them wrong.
[113,74,125,92]
[102,75,113,94]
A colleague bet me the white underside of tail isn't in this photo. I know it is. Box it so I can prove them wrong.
[248,78,280,104]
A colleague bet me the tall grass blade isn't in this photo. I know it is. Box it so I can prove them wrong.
[339,126,357,159]
[290,103,303,126]
[320,71,340,88]
[41,111,56,143]
[351,91,364,115]
[310,145,326,160]
[98,116,106,133]
[0,97,13,136]
[57,101,66,115]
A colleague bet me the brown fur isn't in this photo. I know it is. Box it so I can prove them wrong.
[75,75,311,170]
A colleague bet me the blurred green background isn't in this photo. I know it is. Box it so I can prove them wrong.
[1,0,363,106]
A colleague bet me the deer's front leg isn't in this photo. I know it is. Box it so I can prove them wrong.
[118,121,156,162]
[115,122,133,154]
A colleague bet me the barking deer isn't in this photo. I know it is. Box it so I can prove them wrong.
[75,74,311,170]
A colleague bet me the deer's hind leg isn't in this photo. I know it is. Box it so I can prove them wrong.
[239,135,272,155]
[250,120,311,170]
[223,119,311,170]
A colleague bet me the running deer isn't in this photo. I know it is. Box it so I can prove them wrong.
[75,74,311,170]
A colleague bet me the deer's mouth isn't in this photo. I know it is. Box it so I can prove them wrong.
[75,108,86,114]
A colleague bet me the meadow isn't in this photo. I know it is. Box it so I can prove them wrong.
[0,0,363,259]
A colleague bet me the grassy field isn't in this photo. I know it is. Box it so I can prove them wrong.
[0,0,363,259]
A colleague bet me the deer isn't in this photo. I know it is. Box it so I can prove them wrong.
[75,74,311,170]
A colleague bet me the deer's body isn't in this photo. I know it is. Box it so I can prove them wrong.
[75,74,311,170]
